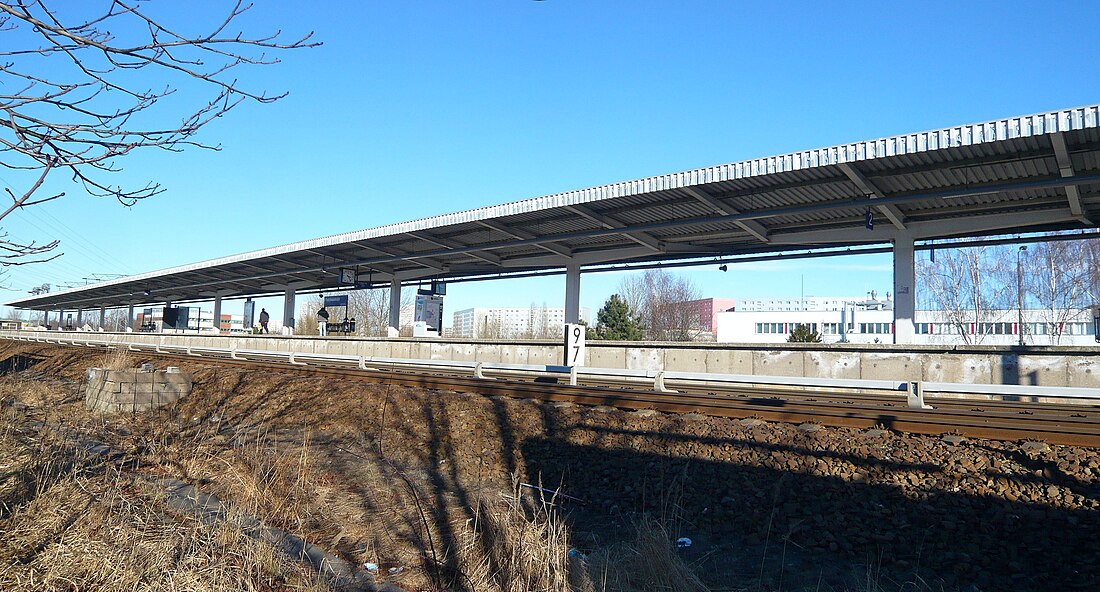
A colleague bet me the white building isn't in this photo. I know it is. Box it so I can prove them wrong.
[135,307,246,333]
[736,290,892,312]
[452,306,590,339]
[717,305,1098,346]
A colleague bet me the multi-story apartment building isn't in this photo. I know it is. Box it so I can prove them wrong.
[452,306,590,339]
[678,298,736,333]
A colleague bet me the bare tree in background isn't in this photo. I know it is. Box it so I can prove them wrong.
[298,287,413,337]
[1024,238,1096,344]
[616,269,701,341]
[297,298,320,336]
[0,0,317,266]
[918,244,1014,344]
[1083,238,1100,304]
[349,287,413,337]
[104,307,131,331]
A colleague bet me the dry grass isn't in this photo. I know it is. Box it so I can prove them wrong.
[587,519,710,592]
[99,346,134,372]
[0,404,337,592]
[447,480,712,592]
[452,484,586,592]
[0,346,725,592]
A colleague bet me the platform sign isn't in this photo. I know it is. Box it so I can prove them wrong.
[414,293,444,332]
[324,295,349,308]
[563,323,586,366]
[243,300,255,329]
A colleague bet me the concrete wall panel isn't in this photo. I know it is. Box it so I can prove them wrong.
[923,355,993,384]
[1017,355,1069,387]
[587,346,625,369]
[408,341,432,361]
[804,351,861,379]
[387,341,411,360]
[473,344,502,364]
[753,349,803,377]
[1068,356,1100,388]
[527,346,559,366]
[862,352,921,382]
[704,349,753,374]
[450,343,477,362]
[499,345,526,365]
[625,348,664,372]
[664,348,708,373]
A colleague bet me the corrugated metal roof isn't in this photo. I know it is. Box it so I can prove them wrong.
[11,104,1100,310]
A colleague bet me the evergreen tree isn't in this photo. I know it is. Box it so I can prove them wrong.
[787,323,823,343]
[593,294,645,340]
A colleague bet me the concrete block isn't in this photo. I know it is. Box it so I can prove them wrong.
[861,352,921,382]
[409,341,432,361]
[450,343,477,362]
[474,344,502,364]
[626,348,664,371]
[85,367,192,414]
[753,350,804,377]
[704,349,753,374]
[1067,356,1100,388]
[587,346,625,369]
[663,348,708,373]
[388,341,412,360]
[428,342,451,361]
[499,345,526,365]
[1016,355,1069,387]
[360,338,382,356]
[922,354,993,384]
[527,346,559,366]
[804,351,860,380]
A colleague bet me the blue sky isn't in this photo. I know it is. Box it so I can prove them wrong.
[2,0,1099,325]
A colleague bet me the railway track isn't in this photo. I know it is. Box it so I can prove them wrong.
[28,341,1098,448]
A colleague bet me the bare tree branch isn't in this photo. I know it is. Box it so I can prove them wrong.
[0,0,319,265]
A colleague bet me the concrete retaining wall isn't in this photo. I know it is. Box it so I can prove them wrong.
[21,332,1100,388]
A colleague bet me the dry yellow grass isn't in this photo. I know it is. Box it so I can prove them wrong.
[0,404,336,592]
[0,346,719,592]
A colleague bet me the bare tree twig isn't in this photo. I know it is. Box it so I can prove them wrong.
[0,0,319,266]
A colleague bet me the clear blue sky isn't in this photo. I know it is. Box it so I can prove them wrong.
[2,0,1099,325]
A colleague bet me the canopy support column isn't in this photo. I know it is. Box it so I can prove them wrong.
[212,296,223,334]
[565,262,581,324]
[893,232,916,344]
[98,307,105,330]
[388,280,402,336]
[283,289,296,333]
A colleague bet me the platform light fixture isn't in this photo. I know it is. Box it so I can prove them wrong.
[718,264,728,272]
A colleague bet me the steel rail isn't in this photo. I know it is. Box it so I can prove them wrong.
[7,338,1098,447]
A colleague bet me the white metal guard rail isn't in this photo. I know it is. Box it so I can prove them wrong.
[5,334,1100,409]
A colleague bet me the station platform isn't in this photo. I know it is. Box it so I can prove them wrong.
[14,331,1100,389]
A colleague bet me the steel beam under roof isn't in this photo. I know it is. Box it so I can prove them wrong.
[10,104,1100,311]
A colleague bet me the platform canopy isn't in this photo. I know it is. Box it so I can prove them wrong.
[9,104,1100,312]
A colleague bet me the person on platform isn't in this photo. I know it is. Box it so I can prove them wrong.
[259,308,270,334]
[317,306,329,336]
